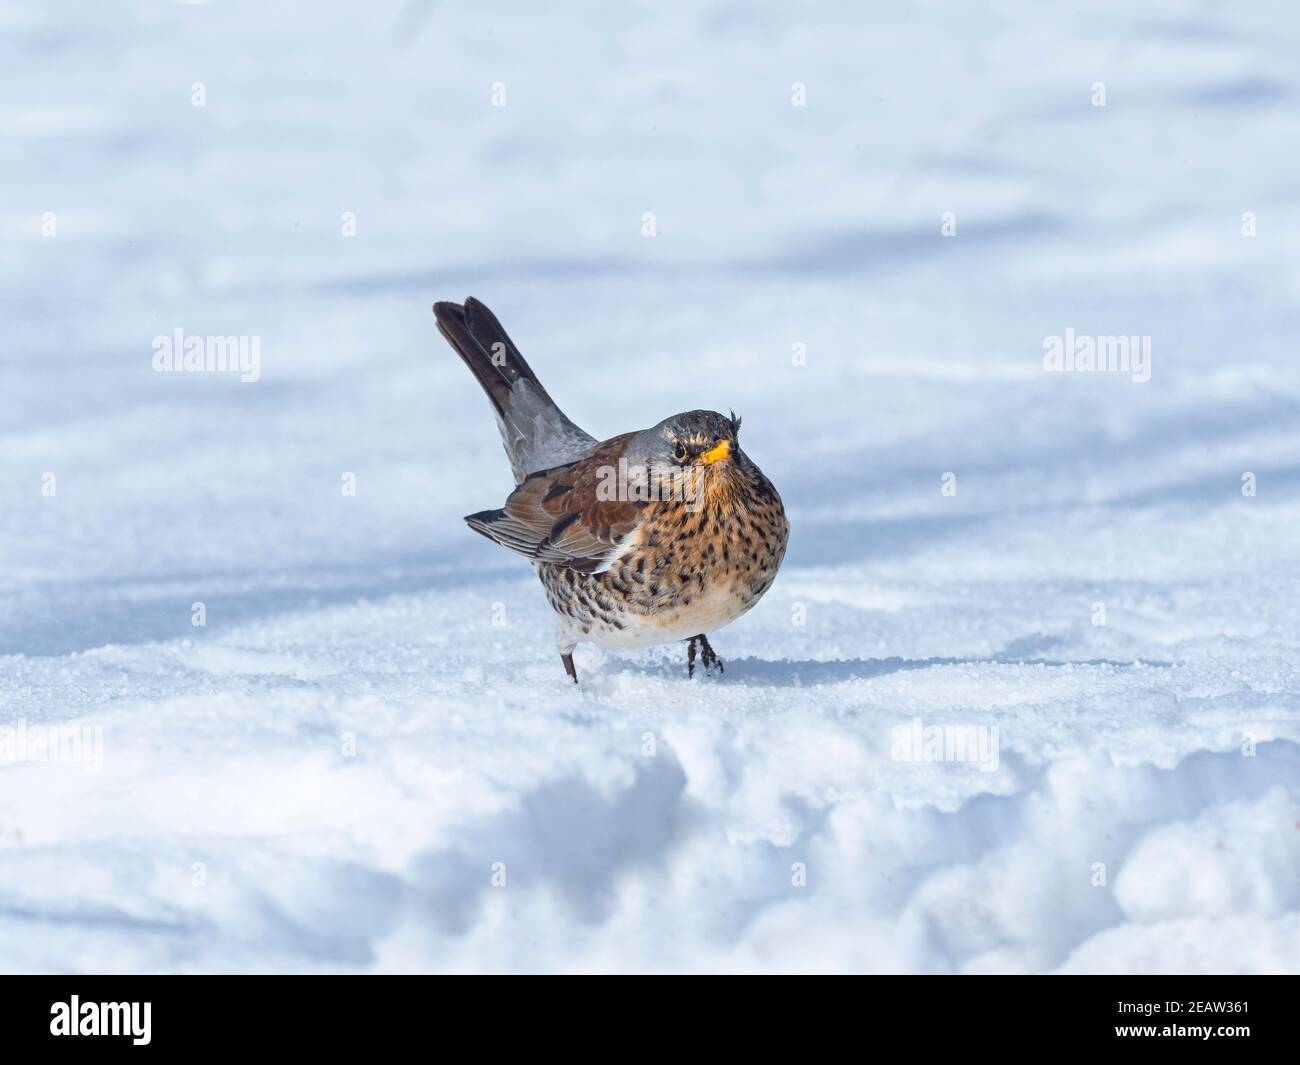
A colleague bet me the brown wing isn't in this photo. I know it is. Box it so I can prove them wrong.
[464,433,646,574]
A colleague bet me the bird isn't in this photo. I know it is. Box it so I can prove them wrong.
[433,298,788,683]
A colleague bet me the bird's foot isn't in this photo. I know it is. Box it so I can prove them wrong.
[686,634,724,678]
[561,653,578,683]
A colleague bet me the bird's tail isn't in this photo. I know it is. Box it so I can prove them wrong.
[433,298,595,482]
[433,298,554,422]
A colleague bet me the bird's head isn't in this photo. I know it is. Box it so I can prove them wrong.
[641,409,742,470]
[618,410,744,511]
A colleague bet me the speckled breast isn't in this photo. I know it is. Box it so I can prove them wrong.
[539,467,788,649]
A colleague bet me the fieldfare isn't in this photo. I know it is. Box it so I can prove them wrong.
[434,298,788,682]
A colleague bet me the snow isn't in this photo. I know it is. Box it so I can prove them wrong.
[2,0,1300,973]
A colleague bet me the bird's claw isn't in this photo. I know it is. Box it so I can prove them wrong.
[686,634,724,678]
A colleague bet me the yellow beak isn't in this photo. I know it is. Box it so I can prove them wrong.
[700,439,731,465]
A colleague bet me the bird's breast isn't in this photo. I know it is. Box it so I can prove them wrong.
[574,474,788,646]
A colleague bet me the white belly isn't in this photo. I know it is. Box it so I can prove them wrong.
[583,582,758,649]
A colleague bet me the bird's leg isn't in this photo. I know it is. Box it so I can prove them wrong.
[685,634,723,677]
[561,653,578,684]
[697,633,723,673]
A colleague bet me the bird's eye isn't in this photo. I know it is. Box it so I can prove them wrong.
[673,442,689,464]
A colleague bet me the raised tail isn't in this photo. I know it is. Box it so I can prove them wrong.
[433,298,596,483]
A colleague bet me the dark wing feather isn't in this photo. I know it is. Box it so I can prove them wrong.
[464,433,645,574]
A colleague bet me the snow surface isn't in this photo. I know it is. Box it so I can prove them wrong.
[3,0,1300,973]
